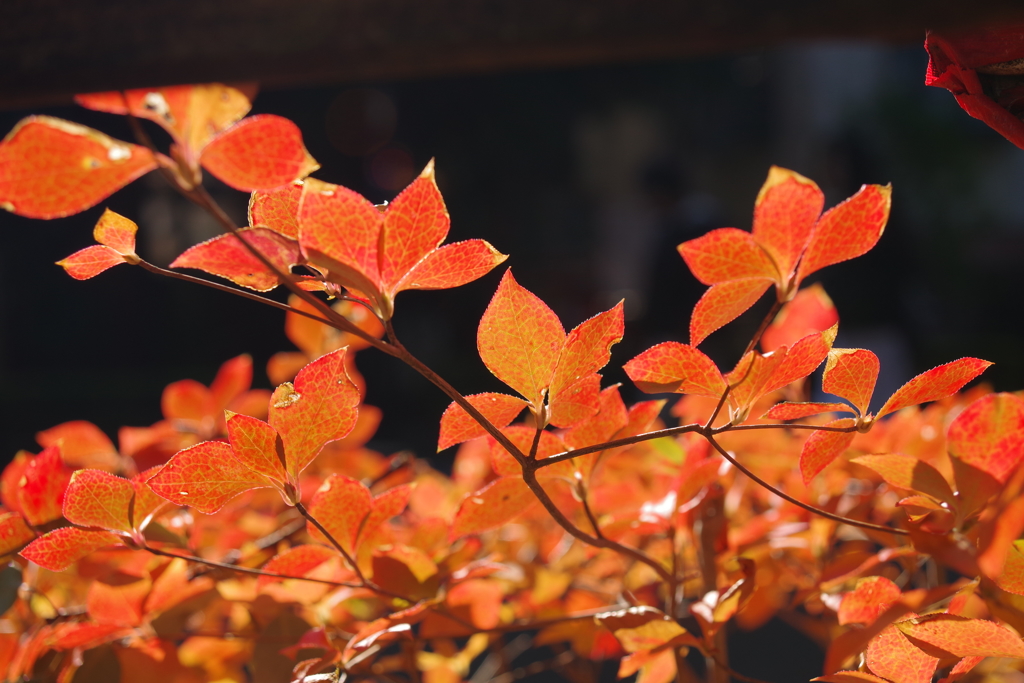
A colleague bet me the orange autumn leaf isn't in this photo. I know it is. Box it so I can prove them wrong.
[87,576,151,626]
[895,614,1024,659]
[198,114,319,191]
[0,117,157,219]
[57,209,141,280]
[170,227,303,292]
[17,445,72,526]
[249,181,303,238]
[549,301,625,411]
[36,419,120,470]
[752,166,825,280]
[563,385,630,453]
[677,228,779,285]
[487,425,573,478]
[56,245,128,281]
[146,441,272,514]
[299,162,506,317]
[0,512,35,556]
[995,541,1024,595]
[546,373,602,428]
[876,357,992,419]
[837,576,902,625]
[477,270,566,406]
[224,412,288,484]
[450,476,538,540]
[813,672,895,683]
[798,183,892,282]
[690,278,774,347]
[269,347,361,479]
[799,418,857,484]
[62,470,134,534]
[306,474,373,554]
[20,527,122,571]
[823,349,880,416]
[437,393,528,452]
[946,392,1024,483]
[866,619,939,683]
[623,342,727,397]
[761,283,838,353]
[256,545,338,588]
[762,402,854,420]
[851,454,955,505]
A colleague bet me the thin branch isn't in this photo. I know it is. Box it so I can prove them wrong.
[703,434,907,536]
[137,260,335,326]
[578,480,605,540]
[721,422,859,434]
[294,502,368,585]
[536,423,703,468]
[521,466,674,582]
[144,545,364,588]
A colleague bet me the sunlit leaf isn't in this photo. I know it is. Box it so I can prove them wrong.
[896,614,1024,659]
[147,441,272,514]
[689,278,772,347]
[877,358,992,418]
[437,393,528,451]
[946,392,1024,483]
[170,227,302,292]
[751,166,824,281]
[852,454,955,505]
[823,349,880,417]
[62,470,134,533]
[624,342,727,397]
[450,477,537,539]
[200,114,318,191]
[798,183,891,282]
[257,545,338,588]
[799,418,857,484]
[21,527,122,571]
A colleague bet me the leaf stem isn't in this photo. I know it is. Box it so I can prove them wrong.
[294,502,369,586]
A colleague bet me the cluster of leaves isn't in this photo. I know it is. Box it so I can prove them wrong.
[1,81,1024,683]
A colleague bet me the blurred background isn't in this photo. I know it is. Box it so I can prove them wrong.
[5,3,1024,679]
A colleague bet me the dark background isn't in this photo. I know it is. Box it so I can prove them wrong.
[4,7,1024,682]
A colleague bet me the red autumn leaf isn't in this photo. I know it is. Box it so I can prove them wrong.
[925,27,1024,150]
[478,270,566,406]
[56,246,127,281]
[75,83,254,154]
[20,527,122,571]
[751,166,825,281]
[49,622,132,651]
[761,283,838,353]
[690,278,774,347]
[131,468,169,531]
[57,209,141,280]
[725,351,785,413]
[147,441,272,514]
[225,412,288,484]
[799,418,857,484]
[306,474,373,554]
[563,385,630,452]
[822,349,880,416]
[877,357,992,418]
[18,445,72,526]
[797,184,892,282]
[677,228,779,284]
[995,541,1024,595]
[37,420,120,471]
[547,373,603,428]
[437,393,528,451]
[549,301,624,406]
[759,324,838,396]
[92,207,139,255]
[762,402,854,420]
[144,558,215,616]
[813,673,893,683]
[62,469,134,534]
[896,614,1024,659]
[0,116,157,219]
[450,476,538,540]
[170,227,303,292]
[356,484,413,551]
[852,454,955,505]
[269,347,361,479]
[299,163,506,316]
[946,392,1024,483]
[249,181,302,238]
[199,114,318,191]
[257,545,338,588]
[0,512,35,556]
[87,576,151,626]
[866,620,939,683]
[837,576,902,625]
[624,341,727,397]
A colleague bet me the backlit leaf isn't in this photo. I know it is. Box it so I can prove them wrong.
[852,454,955,505]
[762,402,854,420]
[357,484,413,551]
[21,527,122,571]
[946,392,1024,483]
[866,619,939,683]
[823,349,880,416]
[550,301,624,398]
[306,474,372,554]
[257,545,338,588]
[0,513,34,556]
[92,208,138,255]
[170,227,302,292]
[488,426,572,478]
[437,393,527,451]
[147,441,271,514]
[751,166,824,281]
[877,358,992,418]
[760,324,838,395]
[378,160,449,290]
[249,181,303,238]
[624,342,727,397]
[395,239,507,293]
[0,116,156,219]
[677,228,779,285]
[477,270,565,405]
[37,420,119,471]
[87,576,150,626]
[62,470,134,533]
[798,184,892,282]
[896,614,1024,659]
[546,373,602,428]
[18,445,72,526]
[450,477,537,539]
[225,412,287,484]
[57,246,126,280]
[837,576,901,625]
[761,283,838,352]
[269,347,361,478]
[799,418,856,484]
[563,385,630,452]
[200,114,318,191]
[995,541,1024,595]
[689,278,772,347]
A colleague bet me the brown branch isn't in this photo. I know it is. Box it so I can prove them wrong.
[144,545,364,588]
[294,502,368,586]
[703,434,907,536]
[536,423,703,468]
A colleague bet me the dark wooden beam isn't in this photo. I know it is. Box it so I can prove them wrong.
[3,0,1024,109]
